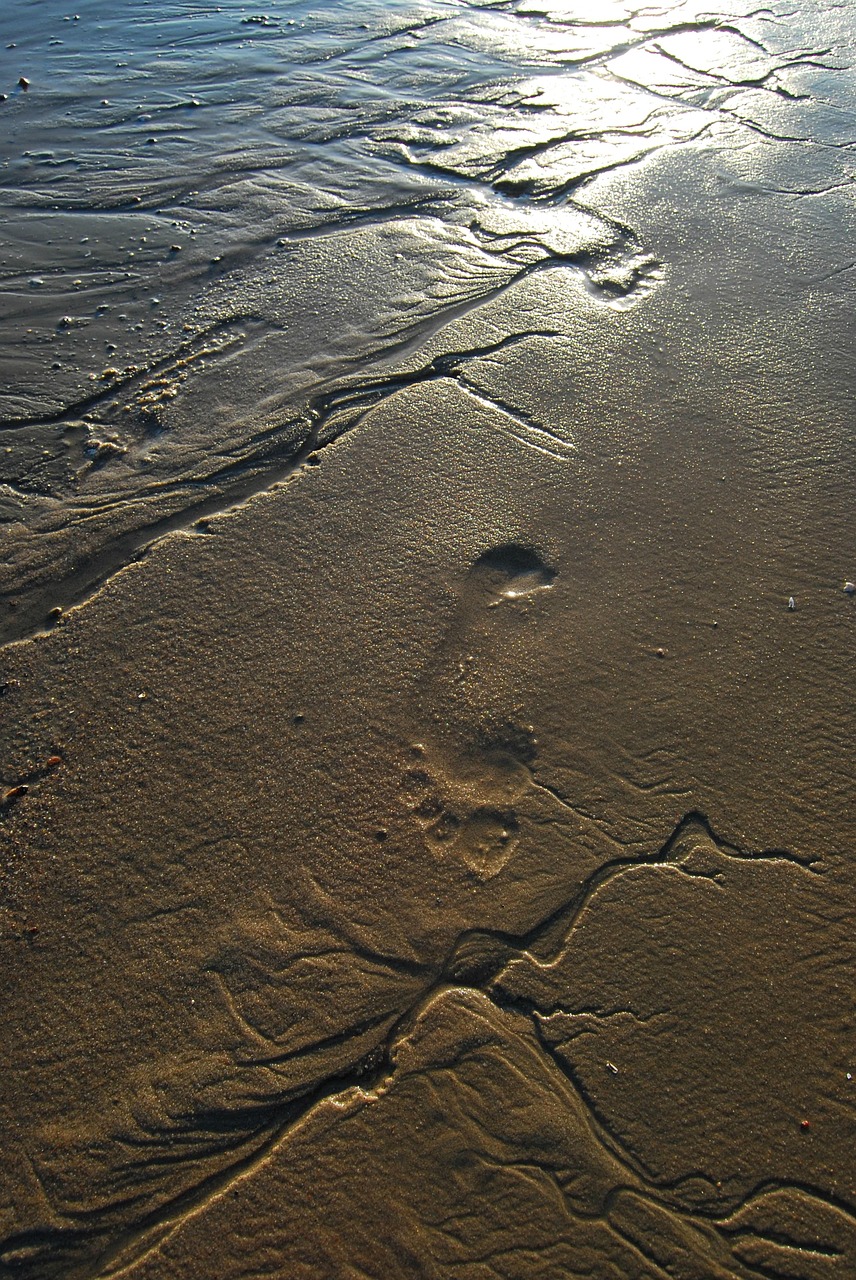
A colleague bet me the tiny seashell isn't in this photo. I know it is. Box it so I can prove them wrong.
[844,581,856,595]
[788,596,796,610]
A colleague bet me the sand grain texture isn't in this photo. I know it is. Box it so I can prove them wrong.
[1,1,854,1277]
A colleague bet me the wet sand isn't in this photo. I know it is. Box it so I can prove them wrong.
[1,2,854,1278]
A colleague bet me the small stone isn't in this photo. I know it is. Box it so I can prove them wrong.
[844,581,856,594]
[18,76,30,91]
[788,596,796,610]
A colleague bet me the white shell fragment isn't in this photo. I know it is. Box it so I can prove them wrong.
[788,597,796,610]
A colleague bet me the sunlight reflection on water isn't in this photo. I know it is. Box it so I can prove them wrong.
[1,0,853,633]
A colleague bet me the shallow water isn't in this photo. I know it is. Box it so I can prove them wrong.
[4,0,852,639]
[1,3,854,1278]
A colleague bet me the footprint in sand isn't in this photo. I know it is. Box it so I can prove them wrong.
[401,542,555,879]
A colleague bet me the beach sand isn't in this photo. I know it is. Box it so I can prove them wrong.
[1,2,854,1277]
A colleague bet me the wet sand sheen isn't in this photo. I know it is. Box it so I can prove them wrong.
[1,1,855,1278]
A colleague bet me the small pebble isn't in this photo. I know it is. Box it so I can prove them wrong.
[844,581,856,595]
[788,596,796,610]
[18,76,29,91]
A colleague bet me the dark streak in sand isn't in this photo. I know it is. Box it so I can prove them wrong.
[1,1,855,1278]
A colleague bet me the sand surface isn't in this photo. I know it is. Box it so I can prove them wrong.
[1,2,854,1277]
